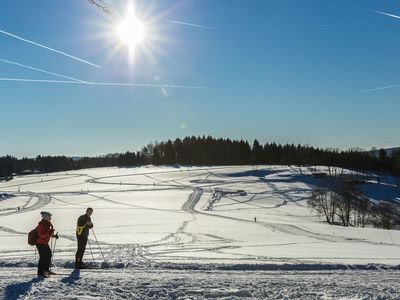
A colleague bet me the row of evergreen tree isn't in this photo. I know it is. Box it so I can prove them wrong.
[1,136,399,180]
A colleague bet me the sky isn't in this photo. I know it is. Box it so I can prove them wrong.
[0,0,399,157]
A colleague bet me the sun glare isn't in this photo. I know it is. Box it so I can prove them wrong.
[116,5,145,48]
[102,1,160,66]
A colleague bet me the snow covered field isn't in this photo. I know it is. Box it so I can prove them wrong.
[0,165,400,299]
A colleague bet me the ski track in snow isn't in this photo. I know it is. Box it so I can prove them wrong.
[2,268,400,299]
[98,167,400,260]
[1,166,400,298]
[0,194,51,217]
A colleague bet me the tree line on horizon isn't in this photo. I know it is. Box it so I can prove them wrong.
[0,136,399,180]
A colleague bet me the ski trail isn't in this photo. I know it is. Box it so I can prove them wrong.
[0,194,51,217]
[182,186,397,247]
[148,188,202,248]
[106,244,155,267]
[0,174,84,190]
[87,193,185,214]
[182,188,203,213]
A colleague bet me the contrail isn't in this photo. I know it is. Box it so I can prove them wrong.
[166,20,219,31]
[0,77,208,89]
[358,11,400,93]
[86,81,208,89]
[0,59,88,83]
[0,78,81,84]
[359,84,400,93]
[0,28,101,68]
[373,10,400,19]
[286,18,382,31]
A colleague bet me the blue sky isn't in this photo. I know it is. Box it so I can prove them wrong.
[0,0,399,157]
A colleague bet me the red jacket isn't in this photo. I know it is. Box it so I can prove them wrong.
[36,219,54,245]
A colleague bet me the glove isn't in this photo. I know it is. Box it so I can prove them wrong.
[54,233,59,239]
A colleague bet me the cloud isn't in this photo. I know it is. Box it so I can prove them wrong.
[0,28,100,68]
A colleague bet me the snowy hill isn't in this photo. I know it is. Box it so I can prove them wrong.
[1,165,400,299]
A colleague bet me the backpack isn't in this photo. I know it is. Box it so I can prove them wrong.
[28,227,38,246]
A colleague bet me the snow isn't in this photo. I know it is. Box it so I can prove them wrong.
[0,165,399,299]
[359,183,400,204]
[2,268,400,299]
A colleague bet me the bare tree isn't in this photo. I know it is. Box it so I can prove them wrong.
[352,195,372,228]
[308,188,337,224]
[393,157,400,188]
[332,182,355,227]
[88,0,110,13]
[371,202,400,230]
[309,180,371,227]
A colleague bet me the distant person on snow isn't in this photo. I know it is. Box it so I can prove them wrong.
[75,207,94,269]
[36,211,58,277]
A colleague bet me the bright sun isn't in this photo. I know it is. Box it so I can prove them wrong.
[116,6,145,48]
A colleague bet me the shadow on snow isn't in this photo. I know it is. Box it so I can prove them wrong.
[61,269,81,284]
[4,277,43,300]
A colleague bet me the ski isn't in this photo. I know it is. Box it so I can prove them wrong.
[35,273,77,277]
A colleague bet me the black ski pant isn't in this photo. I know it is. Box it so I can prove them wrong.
[75,235,88,265]
[36,244,52,275]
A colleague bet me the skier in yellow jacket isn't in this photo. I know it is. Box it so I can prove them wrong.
[75,207,94,269]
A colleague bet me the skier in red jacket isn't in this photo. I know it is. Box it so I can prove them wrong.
[36,211,58,277]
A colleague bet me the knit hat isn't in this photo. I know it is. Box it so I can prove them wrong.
[40,211,52,220]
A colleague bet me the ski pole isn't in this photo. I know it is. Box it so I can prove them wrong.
[87,238,95,263]
[50,238,53,256]
[51,238,57,266]
[91,228,106,263]
[50,237,54,267]
[50,232,58,267]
